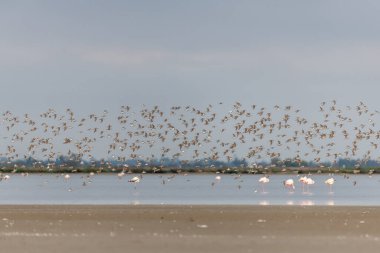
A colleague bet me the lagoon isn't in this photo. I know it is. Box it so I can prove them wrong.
[0,174,378,205]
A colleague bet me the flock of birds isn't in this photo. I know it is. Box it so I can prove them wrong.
[258,175,335,193]
[0,100,379,171]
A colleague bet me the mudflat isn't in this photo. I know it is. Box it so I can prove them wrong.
[0,205,379,253]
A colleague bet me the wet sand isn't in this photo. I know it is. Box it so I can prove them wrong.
[0,205,380,252]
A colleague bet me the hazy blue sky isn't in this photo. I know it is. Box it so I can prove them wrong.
[1,1,380,114]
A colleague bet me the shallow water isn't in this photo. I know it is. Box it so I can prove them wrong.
[0,173,378,205]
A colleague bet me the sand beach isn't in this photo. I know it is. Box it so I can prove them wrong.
[0,205,379,252]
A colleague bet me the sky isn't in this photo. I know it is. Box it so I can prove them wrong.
[0,0,380,115]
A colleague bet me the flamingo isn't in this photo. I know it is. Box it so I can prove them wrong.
[304,177,315,193]
[298,176,308,192]
[258,176,270,192]
[1,175,10,181]
[283,179,295,192]
[325,178,335,193]
[117,171,126,179]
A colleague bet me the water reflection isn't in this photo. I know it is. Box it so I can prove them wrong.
[0,174,376,205]
[300,200,315,206]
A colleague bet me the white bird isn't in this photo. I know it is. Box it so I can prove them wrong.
[298,176,308,192]
[64,174,70,180]
[258,176,270,192]
[211,175,222,187]
[325,177,335,193]
[304,177,315,193]
[117,171,126,179]
[128,176,140,189]
[283,178,295,191]
[128,176,140,183]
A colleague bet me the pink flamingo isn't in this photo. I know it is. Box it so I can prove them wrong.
[283,179,295,192]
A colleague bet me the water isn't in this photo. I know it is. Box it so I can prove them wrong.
[0,174,379,205]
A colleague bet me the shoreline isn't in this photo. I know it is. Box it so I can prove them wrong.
[2,171,377,174]
[0,205,380,252]
[0,166,376,174]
